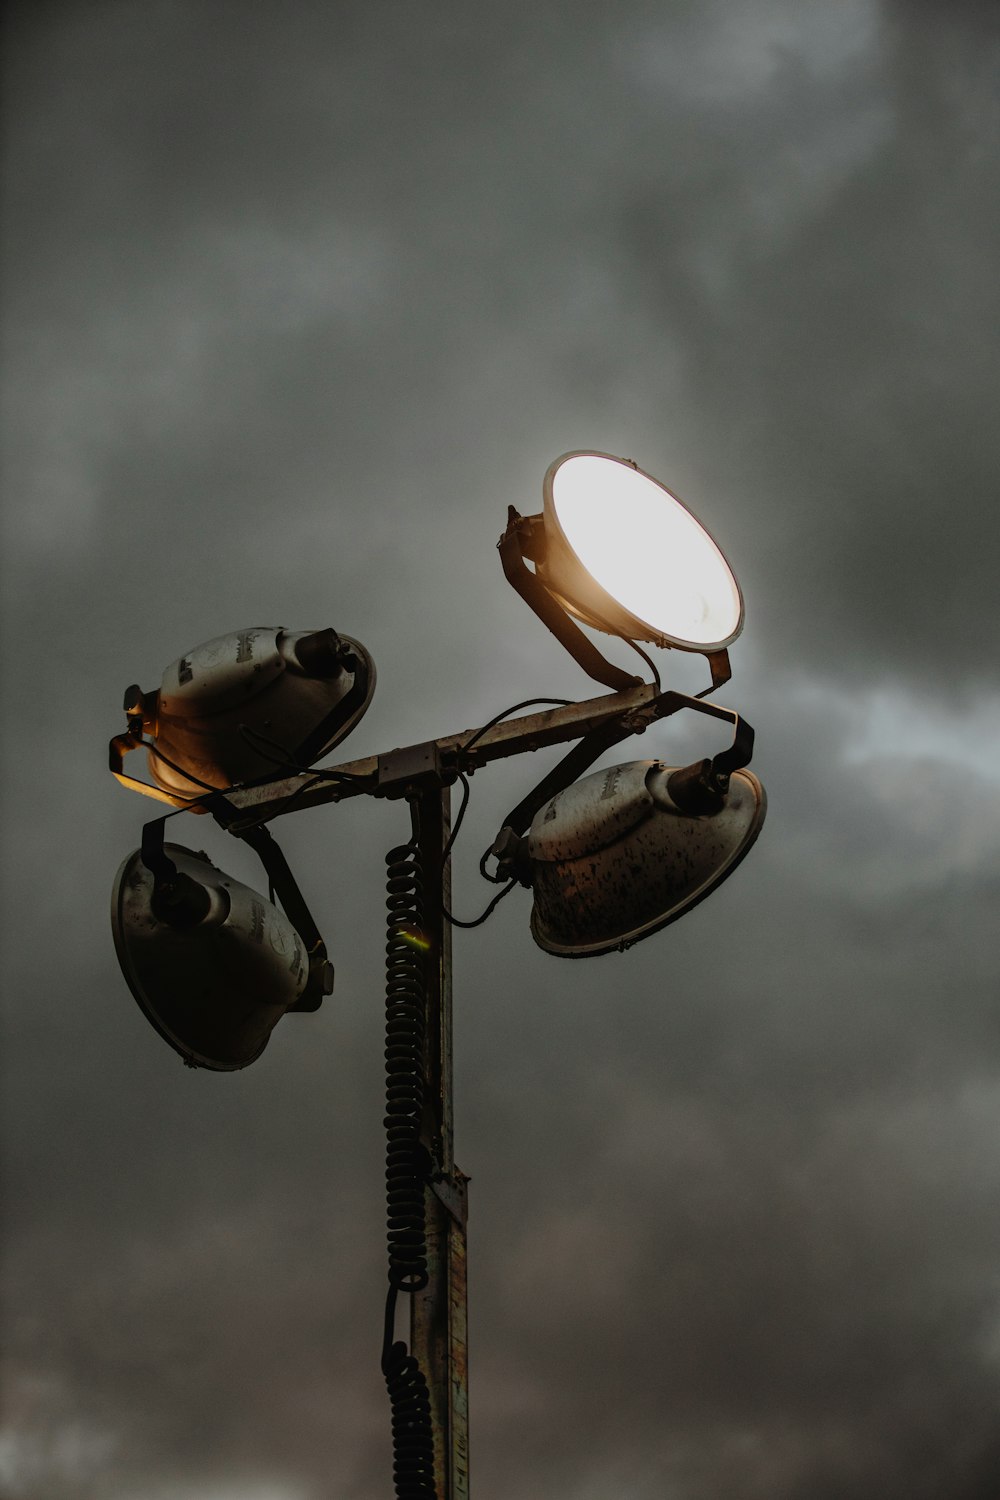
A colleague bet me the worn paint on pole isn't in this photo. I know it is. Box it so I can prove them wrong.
[203,682,737,1497]
[410,785,470,1498]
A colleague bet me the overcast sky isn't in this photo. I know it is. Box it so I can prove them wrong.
[2,3,1000,1497]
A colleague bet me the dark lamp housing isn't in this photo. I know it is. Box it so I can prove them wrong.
[111,842,331,1070]
[520,758,766,957]
[111,626,376,805]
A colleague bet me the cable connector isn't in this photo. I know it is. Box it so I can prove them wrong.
[491,825,532,887]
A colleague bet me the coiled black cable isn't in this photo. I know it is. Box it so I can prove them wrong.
[384,813,431,1292]
[382,801,438,1497]
[381,1287,436,1498]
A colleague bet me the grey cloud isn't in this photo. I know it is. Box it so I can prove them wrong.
[3,2,1000,1498]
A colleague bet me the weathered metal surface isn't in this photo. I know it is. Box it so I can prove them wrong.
[430,1171,469,1227]
[111,843,308,1069]
[377,739,446,798]
[412,1181,470,1499]
[526,760,655,861]
[408,785,469,1498]
[527,763,767,957]
[120,628,375,802]
[218,683,673,829]
[447,1196,470,1500]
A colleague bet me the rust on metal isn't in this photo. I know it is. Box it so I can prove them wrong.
[220,683,675,830]
[406,784,469,1497]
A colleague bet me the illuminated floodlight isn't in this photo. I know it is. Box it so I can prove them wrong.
[541,452,743,649]
[500,452,744,691]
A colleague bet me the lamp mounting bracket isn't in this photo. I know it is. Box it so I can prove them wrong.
[139,792,335,1011]
[212,682,739,830]
[702,649,732,694]
[376,740,459,799]
[429,1168,469,1228]
[110,723,193,808]
[488,689,756,877]
[499,506,642,694]
[645,690,755,787]
[494,714,639,842]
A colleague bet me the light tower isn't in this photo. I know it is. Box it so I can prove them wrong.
[108,452,765,1497]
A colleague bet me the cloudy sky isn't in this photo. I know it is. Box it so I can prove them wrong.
[2,2,1000,1496]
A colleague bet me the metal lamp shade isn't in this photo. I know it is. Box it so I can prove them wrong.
[525,759,766,957]
[111,843,312,1069]
[143,627,376,799]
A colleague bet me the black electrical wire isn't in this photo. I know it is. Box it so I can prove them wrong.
[263,774,325,822]
[237,722,299,765]
[237,722,375,783]
[479,845,507,885]
[141,739,221,796]
[437,697,572,928]
[440,773,471,868]
[127,725,372,849]
[144,732,371,821]
[625,638,661,691]
[443,873,517,928]
[457,695,573,759]
[463,661,662,893]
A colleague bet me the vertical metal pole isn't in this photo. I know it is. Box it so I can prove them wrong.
[411,785,470,1498]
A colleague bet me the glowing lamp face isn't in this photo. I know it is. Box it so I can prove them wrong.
[545,453,743,649]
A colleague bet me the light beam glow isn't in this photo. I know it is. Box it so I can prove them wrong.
[550,454,742,647]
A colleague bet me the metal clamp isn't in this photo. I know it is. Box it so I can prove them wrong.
[109,727,194,808]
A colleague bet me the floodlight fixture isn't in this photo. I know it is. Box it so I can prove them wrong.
[105,446,767,1494]
[110,626,375,806]
[111,817,333,1070]
[501,451,743,692]
[488,688,765,957]
[518,758,765,957]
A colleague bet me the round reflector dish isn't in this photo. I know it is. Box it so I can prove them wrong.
[526,759,765,957]
[545,452,743,649]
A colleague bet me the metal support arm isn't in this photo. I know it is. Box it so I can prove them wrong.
[218,682,676,829]
[498,507,641,694]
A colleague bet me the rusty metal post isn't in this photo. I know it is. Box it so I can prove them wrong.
[410,784,470,1498]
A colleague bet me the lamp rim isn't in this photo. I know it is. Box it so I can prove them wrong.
[529,765,766,958]
[540,450,745,653]
[111,844,273,1070]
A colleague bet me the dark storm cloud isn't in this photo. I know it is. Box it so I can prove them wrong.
[5,2,998,694]
[3,2,1000,1498]
[7,694,1000,1499]
[611,3,1000,692]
